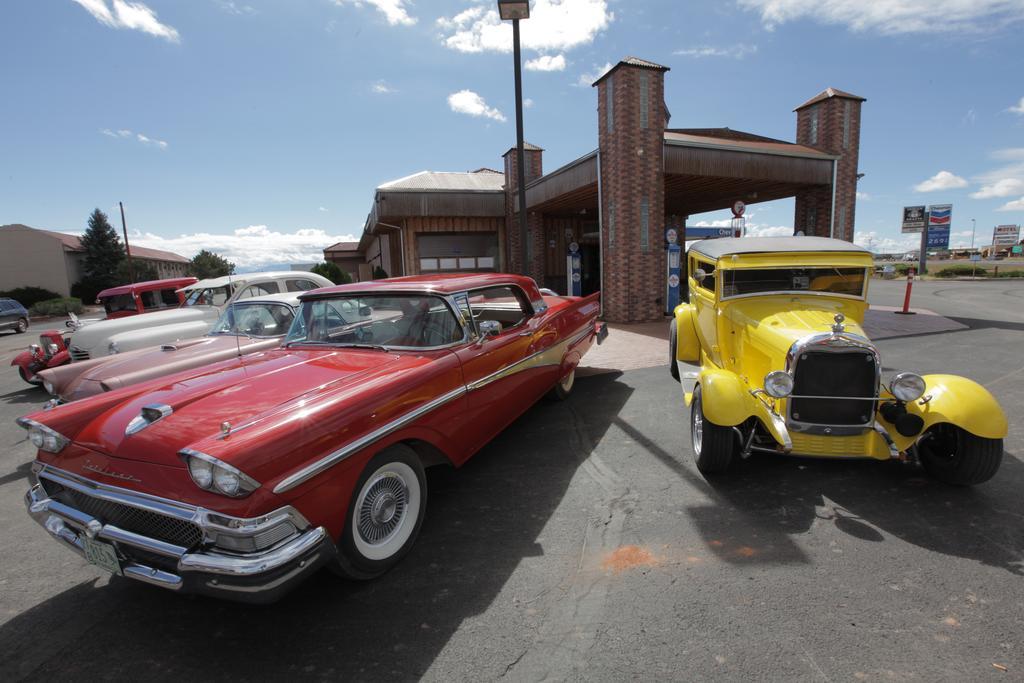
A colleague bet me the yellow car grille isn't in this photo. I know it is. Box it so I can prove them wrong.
[789,432,873,457]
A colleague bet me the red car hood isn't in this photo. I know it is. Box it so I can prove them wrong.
[73,348,407,466]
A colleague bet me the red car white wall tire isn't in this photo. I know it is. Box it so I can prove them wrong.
[333,444,427,579]
[548,366,576,401]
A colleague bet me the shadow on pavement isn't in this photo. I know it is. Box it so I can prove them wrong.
[697,450,1024,575]
[948,316,1024,333]
[0,386,46,408]
[0,372,633,682]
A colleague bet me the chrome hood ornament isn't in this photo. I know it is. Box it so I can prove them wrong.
[831,313,846,335]
[125,404,173,436]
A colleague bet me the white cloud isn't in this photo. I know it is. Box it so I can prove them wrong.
[914,170,967,192]
[438,0,611,54]
[575,61,613,87]
[525,54,567,71]
[673,44,757,59]
[971,178,1024,199]
[100,128,167,149]
[136,133,168,149]
[71,0,180,43]
[319,206,328,212]
[856,191,871,201]
[997,196,1024,211]
[371,80,396,94]
[447,89,506,122]
[523,98,534,109]
[131,225,359,269]
[854,231,919,253]
[215,1,255,15]
[332,0,416,27]
[738,0,1024,35]
[971,147,1024,200]
[1007,96,1024,114]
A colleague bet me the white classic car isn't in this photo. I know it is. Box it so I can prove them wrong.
[66,271,332,361]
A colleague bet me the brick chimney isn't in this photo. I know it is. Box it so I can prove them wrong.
[594,57,670,322]
[793,88,865,241]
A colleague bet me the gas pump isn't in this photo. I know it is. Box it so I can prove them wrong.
[665,227,681,314]
[566,241,582,296]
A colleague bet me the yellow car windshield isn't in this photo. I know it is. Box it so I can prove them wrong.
[721,267,867,298]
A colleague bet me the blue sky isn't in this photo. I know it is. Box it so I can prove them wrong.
[2,0,1023,267]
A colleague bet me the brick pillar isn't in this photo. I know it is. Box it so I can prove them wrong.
[503,144,543,275]
[595,59,669,322]
[793,89,865,241]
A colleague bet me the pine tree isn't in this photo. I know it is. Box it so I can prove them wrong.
[79,208,125,292]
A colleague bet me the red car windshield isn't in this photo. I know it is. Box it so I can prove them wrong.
[286,294,463,349]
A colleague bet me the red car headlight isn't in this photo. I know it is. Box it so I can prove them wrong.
[180,449,260,498]
[16,418,70,454]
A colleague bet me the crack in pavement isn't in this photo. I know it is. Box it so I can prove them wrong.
[504,401,637,681]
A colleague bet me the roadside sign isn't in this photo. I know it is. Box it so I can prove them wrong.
[731,201,746,218]
[1013,245,1023,254]
[686,227,733,239]
[902,206,926,233]
[970,253,982,261]
[993,224,1020,246]
[926,204,951,249]
[665,228,678,245]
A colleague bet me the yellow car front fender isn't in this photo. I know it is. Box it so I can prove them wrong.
[673,303,700,363]
[696,369,753,427]
[903,374,1008,441]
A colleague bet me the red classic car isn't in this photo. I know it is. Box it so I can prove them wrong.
[37,293,300,402]
[11,328,72,385]
[97,277,198,319]
[20,274,605,603]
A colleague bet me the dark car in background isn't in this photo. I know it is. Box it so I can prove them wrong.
[0,297,30,334]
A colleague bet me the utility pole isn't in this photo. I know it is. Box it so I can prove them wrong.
[119,201,136,283]
[918,210,929,277]
[498,0,531,276]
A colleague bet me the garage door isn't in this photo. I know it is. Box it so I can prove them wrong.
[418,233,498,273]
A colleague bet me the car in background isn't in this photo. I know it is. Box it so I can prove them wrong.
[19,274,605,602]
[38,293,300,402]
[671,236,1006,486]
[97,277,198,319]
[179,271,328,307]
[65,271,331,361]
[0,297,30,334]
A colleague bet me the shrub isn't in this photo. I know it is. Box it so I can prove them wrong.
[372,266,389,280]
[71,278,104,304]
[935,264,988,278]
[29,297,83,317]
[310,261,352,285]
[0,286,62,308]
[996,269,1024,278]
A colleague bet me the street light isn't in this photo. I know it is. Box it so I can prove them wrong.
[498,0,530,275]
[971,217,976,249]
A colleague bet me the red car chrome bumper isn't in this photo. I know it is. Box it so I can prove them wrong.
[24,464,335,604]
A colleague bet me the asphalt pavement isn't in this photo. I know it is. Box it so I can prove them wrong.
[0,280,1022,681]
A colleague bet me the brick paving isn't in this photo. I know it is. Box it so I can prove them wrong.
[579,306,967,376]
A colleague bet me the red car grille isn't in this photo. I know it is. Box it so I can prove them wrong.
[42,480,203,549]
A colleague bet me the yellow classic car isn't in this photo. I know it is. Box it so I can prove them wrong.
[671,237,1007,485]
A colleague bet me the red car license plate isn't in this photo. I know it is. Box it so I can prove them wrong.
[82,536,122,576]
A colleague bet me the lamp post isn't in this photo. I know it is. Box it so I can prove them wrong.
[970,217,976,249]
[498,0,530,275]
